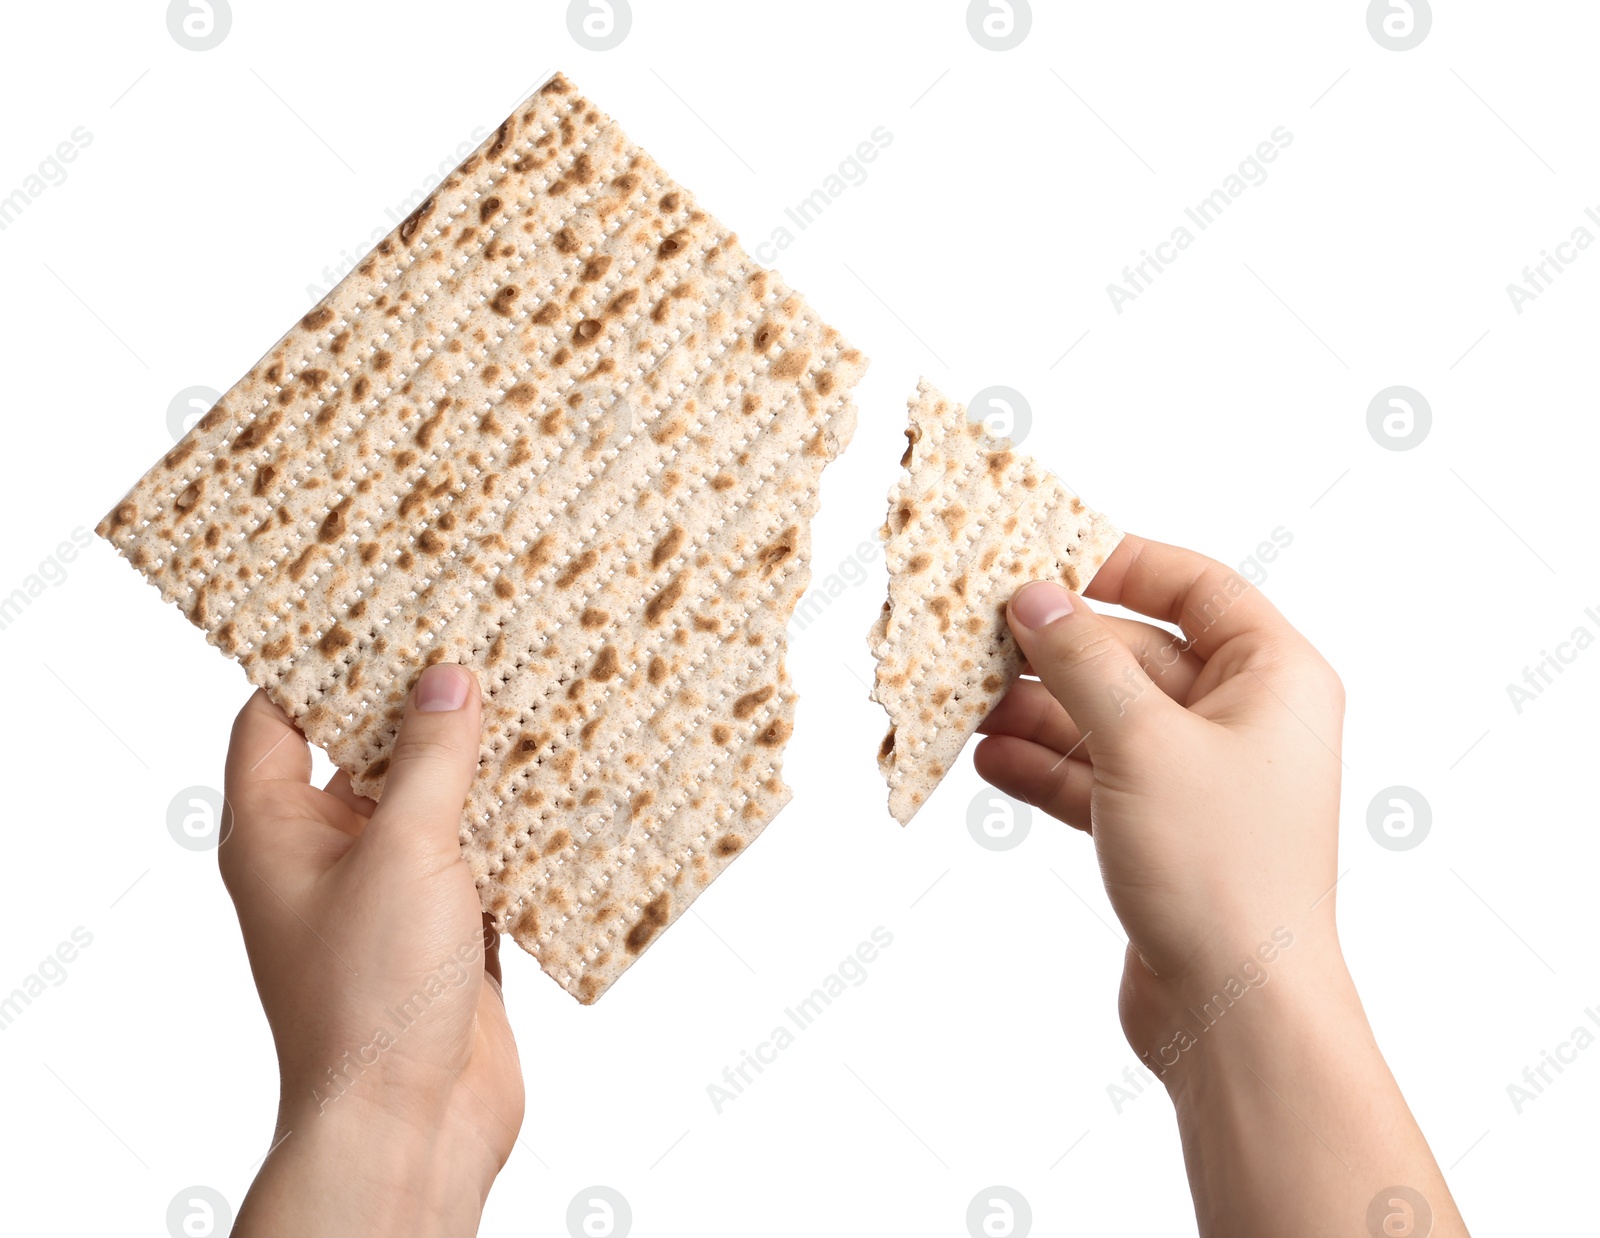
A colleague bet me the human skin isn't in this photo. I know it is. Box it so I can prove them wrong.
[215,530,1466,1235]
[222,664,523,1236]
[974,534,1468,1237]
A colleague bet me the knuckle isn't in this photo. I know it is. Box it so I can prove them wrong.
[1044,749,1081,806]
[1265,642,1345,715]
[1052,623,1123,669]
[1184,564,1249,618]
[1282,638,1342,696]
[388,732,467,769]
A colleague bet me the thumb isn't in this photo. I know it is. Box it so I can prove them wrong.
[360,663,483,864]
[1007,580,1171,758]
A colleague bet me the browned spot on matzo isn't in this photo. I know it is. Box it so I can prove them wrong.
[624,893,671,954]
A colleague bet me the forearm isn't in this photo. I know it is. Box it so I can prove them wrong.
[1162,962,1467,1238]
[234,1099,495,1238]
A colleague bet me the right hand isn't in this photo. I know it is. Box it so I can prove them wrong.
[974,534,1348,1070]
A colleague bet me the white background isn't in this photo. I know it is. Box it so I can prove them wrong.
[1,1,1595,1233]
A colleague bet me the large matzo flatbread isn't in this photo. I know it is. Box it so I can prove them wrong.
[869,380,1119,825]
[98,72,866,1003]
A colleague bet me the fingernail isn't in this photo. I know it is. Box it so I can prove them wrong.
[484,969,505,1006]
[1011,581,1075,631]
[416,664,471,712]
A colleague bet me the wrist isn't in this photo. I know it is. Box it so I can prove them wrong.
[1126,927,1366,1097]
[1157,959,1371,1102]
[236,1092,497,1237]
[1141,945,1468,1237]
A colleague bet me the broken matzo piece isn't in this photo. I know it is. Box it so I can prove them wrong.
[98,72,867,1003]
[868,379,1119,825]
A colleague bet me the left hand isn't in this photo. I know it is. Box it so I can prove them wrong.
[222,664,524,1236]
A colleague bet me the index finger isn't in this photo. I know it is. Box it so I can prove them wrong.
[1085,533,1302,661]
[219,691,315,889]
[224,690,312,800]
